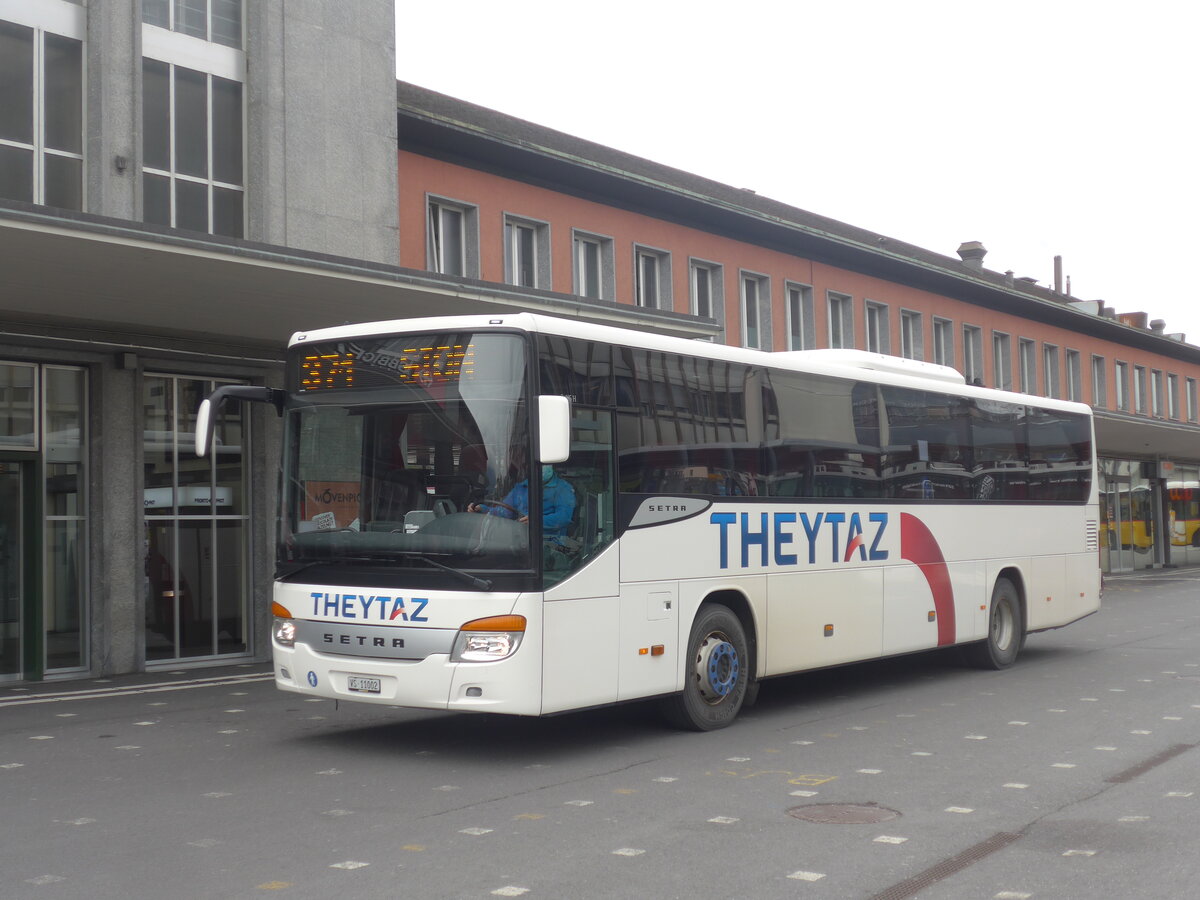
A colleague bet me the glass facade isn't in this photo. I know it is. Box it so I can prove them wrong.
[0,362,87,679]
[1095,458,1200,574]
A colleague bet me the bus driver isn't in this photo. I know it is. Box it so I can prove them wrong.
[469,464,576,540]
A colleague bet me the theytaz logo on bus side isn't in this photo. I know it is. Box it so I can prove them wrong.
[709,511,955,645]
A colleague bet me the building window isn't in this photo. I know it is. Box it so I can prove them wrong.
[786,282,815,350]
[864,301,890,354]
[143,0,243,48]
[1168,373,1180,420]
[1188,378,1198,422]
[1114,361,1130,411]
[688,260,725,341]
[992,332,1012,390]
[1151,369,1164,417]
[1043,344,1060,399]
[426,197,478,277]
[899,310,922,360]
[503,215,550,289]
[572,230,614,300]
[634,245,671,310]
[1017,339,1036,393]
[740,272,770,349]
[0,17,84,210]
[828,292,853,349]
[1092,355,1107,408]
[1133,365,1147,414]
[142,58,244,237]
[962,325,983,384]
[932,317,953,367]
[1065,349,1082,402]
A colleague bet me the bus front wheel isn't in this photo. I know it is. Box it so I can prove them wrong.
[962,576,1023,670]
[661,604,748,731]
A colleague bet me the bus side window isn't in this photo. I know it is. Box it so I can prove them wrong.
[545,408,615,587]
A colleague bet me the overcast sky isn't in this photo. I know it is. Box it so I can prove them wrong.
[395,1,1200,342]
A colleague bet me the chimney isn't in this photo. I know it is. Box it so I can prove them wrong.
[1054,256,1063,293]
[957,241,987,269]
[1150,319,1166,334]
[1117,311,1149,329]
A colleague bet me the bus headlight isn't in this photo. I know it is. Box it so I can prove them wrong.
[273,617,296,648]
[451,615,526,662]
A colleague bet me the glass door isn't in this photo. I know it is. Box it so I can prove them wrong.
[0,459,38,680]
[1101,471,1134,574]
[0,464,22,677]
[143,375,249,662]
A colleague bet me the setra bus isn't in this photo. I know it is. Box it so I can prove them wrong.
[196,313,1101,730]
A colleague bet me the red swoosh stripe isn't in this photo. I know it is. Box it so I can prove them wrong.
[900,513,955,645]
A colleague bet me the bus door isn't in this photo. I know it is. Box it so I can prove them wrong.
[541,407,621,712]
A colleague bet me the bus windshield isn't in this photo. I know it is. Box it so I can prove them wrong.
[279,332,533,583]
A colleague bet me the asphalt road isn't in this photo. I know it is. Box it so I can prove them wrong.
[3,570,1199,900]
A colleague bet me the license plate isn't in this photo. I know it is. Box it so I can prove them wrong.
[346,675,381,694]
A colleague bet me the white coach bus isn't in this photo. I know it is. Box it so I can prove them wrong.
[196,313,1100,730]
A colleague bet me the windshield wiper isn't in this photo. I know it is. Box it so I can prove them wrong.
[398,552,493,591]
[279,552,493,591]
[276,556,379,580]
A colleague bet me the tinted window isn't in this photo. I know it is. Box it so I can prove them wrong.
[537,335,612,405]
[1026,408,1092,501]
[969,399,1029,500]
[882,387,971,499]
[615,349,759,495]
[761,373,881,499]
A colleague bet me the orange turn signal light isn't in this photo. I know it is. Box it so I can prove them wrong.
[460,615,527,632]
[271,601,293,618]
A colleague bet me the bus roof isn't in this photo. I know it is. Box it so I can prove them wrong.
[290,312,1092,417]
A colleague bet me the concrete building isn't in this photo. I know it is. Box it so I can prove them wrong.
[3,0,1199,682]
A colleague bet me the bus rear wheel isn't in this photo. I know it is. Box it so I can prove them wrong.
[962,576,1023,670]
[661,604,748,731]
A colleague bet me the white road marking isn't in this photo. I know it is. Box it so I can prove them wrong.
[0,672,272,707]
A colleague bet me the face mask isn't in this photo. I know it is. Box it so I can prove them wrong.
[542,465,554,483]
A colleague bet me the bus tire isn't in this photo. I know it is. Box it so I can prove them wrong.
[962,576,1023,670]
[660,604,748,731]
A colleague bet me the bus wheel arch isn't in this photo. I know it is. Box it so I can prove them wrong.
[963,570,1025,669]
[660,592,756,730]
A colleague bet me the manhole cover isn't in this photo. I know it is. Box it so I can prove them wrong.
[787,803,900,825]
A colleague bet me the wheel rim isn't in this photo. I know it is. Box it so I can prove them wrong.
[991,599,1015,651]
[695,632,739,704]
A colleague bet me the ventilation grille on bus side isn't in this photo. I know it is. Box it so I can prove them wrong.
[1085,520,1099,551]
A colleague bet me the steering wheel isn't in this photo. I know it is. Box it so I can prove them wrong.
[476,499,521,517]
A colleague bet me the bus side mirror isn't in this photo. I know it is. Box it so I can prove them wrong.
[538,395,571,464]
[195,385,284,457]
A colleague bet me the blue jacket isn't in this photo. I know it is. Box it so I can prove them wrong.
[494,475,576,538]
